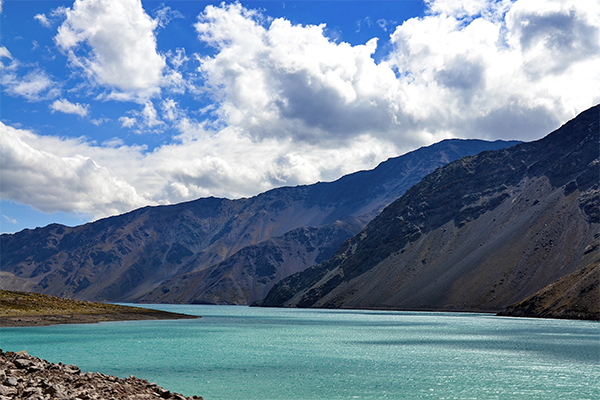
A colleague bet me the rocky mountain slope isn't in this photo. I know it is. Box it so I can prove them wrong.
[0,139,518,304]
[498,262,599,320]
[259,105,599,319]
[138,222,358,304]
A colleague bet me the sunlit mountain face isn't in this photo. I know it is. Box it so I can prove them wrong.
[260,105,599,320]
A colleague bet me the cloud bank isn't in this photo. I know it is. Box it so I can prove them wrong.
[2,0,599,221]
[1,123,148,216]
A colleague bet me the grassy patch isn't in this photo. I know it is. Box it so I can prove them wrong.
[0,290,157,317]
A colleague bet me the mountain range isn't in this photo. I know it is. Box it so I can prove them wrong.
[0,139,518,304]
[258,105,599,320]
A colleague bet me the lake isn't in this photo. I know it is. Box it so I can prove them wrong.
[1,305,598,399]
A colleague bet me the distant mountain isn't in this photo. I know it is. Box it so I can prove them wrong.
[258,105,599,320]
[138,222,359,304]
[0,139,519,304]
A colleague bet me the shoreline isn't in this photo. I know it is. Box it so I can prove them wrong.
[0,290,199,328]
[0,349,203,399]
[0,309,199,328]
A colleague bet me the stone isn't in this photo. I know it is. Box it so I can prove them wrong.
[63,364,80,374]
[13,359,33,369]
[23,387,42,397]
[0,348,203,400]
[3,377,17,387]
[0,385,17,396]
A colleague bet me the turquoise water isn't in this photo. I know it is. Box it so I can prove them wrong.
[1,305,598,399]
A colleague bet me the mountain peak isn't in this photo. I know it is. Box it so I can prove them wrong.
[259,104,599,319]
[1,138,519,304]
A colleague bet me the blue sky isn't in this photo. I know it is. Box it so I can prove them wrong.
[1,0,599,234]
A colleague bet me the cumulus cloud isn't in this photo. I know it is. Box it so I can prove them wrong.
[49,98,90,117]
[0,122,149,217]
[506,0,600,76]
[0,120,395,219]
[195,0,600,146]
[388,0,600,138]
[161,98,184,122]
[54,0,165,96]
[195,3,402,145]
[2,0,599,220]
[141,102,163,127]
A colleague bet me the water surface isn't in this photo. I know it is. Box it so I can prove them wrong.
[1,305,598,399]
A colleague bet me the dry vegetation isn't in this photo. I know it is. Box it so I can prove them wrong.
[0,290,198,327]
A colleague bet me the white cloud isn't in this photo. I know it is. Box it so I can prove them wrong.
[1,69,60,101]
[54,0,166,96]
[49,98,90,117]
[377,19,391,32]
[0,122,150,217]
[2,215,17,224]
[118,102,164,131]
[0,46,10,59]
[425,0,494,18]
[505,0,600,76]
[34,13,52,28]
[194,0,600,147]
[161,98,184,122]
[0,47,60,101]
[102,137,124,147]
[153,5,184,29]
[119,116,137,128]
[168,48,189,70]
[141,101,163,127]
[0,46,13,68]
[195,3,403,146]
[388,0,600,138]
[0,117,398,220]
[91,117,110,126]
[2,0,599,221]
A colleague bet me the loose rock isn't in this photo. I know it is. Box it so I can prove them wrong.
[0,349,203,400]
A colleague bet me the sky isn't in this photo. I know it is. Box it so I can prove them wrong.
[1,0,599,234]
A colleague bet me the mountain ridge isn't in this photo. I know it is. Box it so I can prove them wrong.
[258,104,599,319]
[1,139,519,304]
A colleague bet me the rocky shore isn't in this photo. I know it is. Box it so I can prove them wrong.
[0,349,202,400]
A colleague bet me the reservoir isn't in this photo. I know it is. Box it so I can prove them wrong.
[1,305,598,399]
